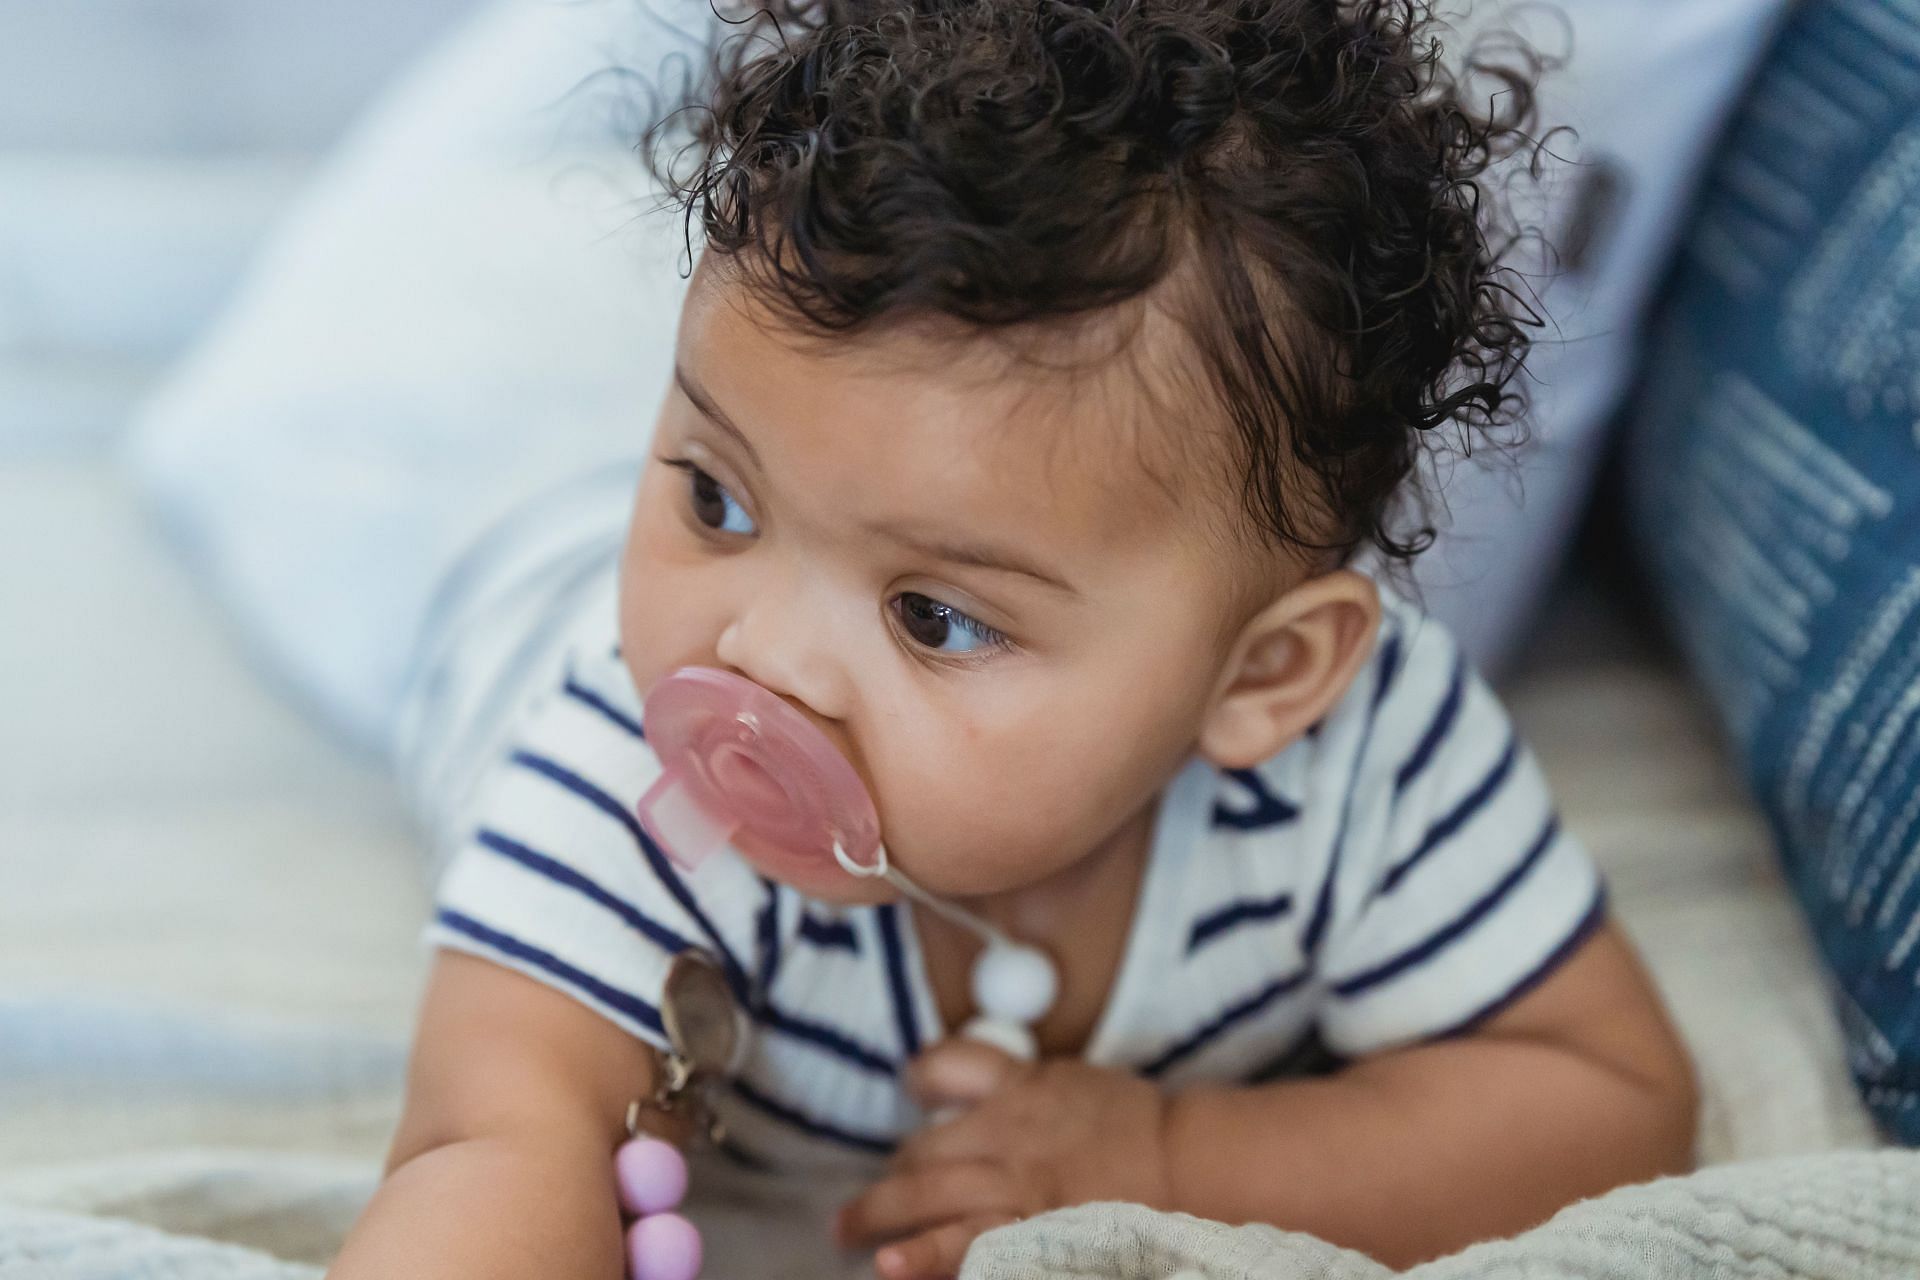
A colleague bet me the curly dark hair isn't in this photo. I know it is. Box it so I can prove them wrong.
[642,0,1542,563]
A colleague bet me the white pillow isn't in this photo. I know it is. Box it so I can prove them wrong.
[1405,0,1792,670]
[124,0,701,752]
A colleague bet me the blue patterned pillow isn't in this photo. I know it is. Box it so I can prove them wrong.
[1627,0,1920,1143]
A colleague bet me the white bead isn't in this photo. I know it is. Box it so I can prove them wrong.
[971,943,1058,1026]
[960,1015,1037,1063]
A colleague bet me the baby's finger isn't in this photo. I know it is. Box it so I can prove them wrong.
[890,1104,1007,1172]
[873,1214,1015,1280]
[836,1160,1014,1250]
[904,1038,1026,1110]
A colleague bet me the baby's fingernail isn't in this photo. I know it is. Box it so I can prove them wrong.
[875,1246,904,1277]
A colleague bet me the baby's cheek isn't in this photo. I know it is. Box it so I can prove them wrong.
[618,551,728,694]
[884,746,1091,894]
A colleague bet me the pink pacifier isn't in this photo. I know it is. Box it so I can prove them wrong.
[638,667,883,877]
[637,665,1059,1067]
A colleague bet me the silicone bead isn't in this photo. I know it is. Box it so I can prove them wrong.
[615,1138,689,1217]
[959,1014,1038,1063]
[971,942,1058,1026]
[626,1212,703,1280]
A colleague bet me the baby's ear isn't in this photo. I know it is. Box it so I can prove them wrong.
[1198,570,1381,770]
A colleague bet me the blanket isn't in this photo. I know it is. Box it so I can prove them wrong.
[4,1148,1919,1279]
[967,1152,1920,1278]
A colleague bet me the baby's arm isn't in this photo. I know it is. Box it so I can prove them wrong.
[843,920,1695,1277]
[1161,919,1696,1265]
[329,951,661,1280]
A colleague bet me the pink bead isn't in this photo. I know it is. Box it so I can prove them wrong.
[615,1138,689,1216]
[626,1211,703,1280]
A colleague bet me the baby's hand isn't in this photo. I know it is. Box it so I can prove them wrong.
[837,1040,1173,1280]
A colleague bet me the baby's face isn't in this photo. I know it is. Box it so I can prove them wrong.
[619,263,1261,903]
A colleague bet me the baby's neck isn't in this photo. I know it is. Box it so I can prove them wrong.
[971,799,1158,938]
[915,797,1162,1055]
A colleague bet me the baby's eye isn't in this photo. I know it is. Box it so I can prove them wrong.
[893,592,1010,657]
[673,461,756,535]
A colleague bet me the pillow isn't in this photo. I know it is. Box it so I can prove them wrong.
[123,0,701,753]
[1396,0,1788,672]
[1627,0,1920,1143]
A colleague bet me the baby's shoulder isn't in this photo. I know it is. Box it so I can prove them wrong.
[1208,588,1513,861]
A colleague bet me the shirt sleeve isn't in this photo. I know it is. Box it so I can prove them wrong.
[425,640,772,1051]
[1314,606,1606,1056]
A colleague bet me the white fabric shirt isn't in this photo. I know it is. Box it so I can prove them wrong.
[429,589,1603,1173]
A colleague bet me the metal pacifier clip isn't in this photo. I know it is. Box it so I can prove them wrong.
[616,668,1061,1280]
[616,949,741,1280]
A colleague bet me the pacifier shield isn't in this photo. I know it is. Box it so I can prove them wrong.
[637,667,882,874]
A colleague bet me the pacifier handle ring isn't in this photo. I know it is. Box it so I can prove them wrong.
[832,840,886,880]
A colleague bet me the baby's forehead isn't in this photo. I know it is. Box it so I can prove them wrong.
[682,261,1267,585]
[800,293,1238,531]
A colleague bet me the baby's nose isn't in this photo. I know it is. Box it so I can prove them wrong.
[713,592,854,726]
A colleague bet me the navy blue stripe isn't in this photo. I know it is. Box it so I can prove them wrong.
[1370,633,1405,712]
[1186,891,1295,955]
[508,749,749,995]
[1303,633,1404,955]
[759,1008,898,1077]
[1302,821,1342,956]
[728,1078,897,1155]
[1331,814,1564,997]
[1381,735,1520,895]
[435,909,664,1035]
[563,673,645,740]
[747,881,897,1078]
[1142,967,1312,1077]
[474,828,694,956]
[1393,656,1465,796]
[1211,769,1301,830]
[797,914,861,953]
[875,905,923,1059]
[755,878,782,1000]
[1430,887,1607,1039]
[474,829,894,1078]
[1297,629,1405,951]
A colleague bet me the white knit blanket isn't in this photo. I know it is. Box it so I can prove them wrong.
[4,1148,1919,1279]
[966,1150,1920,1278]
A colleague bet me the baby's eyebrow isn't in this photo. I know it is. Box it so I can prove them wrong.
[868,522,1077,594]
[675,363,762,468]
[677,361,1073,594]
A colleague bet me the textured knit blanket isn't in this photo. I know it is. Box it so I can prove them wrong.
[966,1151,1920,1278]
[3,1148,1919,1279]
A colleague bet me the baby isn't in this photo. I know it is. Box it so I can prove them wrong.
[332,2,1696,1277]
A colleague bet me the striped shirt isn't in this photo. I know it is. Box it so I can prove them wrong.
[429,589,1604,1173]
